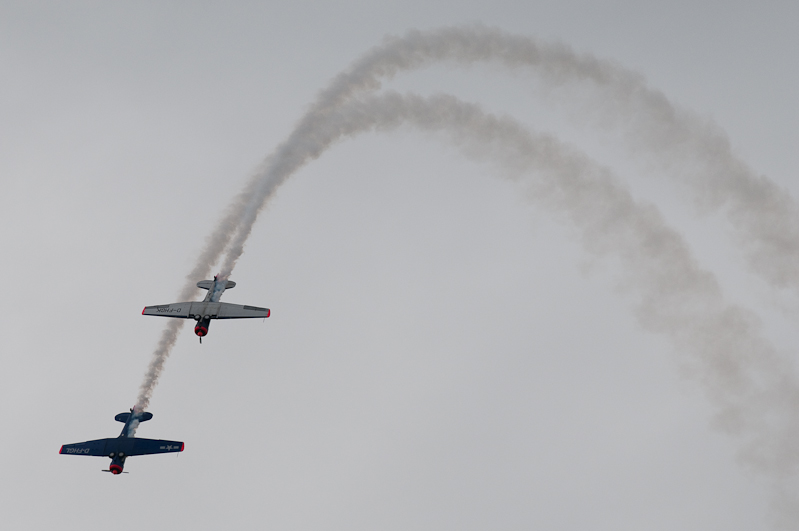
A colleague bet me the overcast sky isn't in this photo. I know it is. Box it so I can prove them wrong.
[2,2,799,530]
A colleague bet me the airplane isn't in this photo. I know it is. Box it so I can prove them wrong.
[59,409,183,474]
[142,276,270,342]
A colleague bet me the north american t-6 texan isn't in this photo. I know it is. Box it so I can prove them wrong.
[142,276,270,342]
[59,409,183,474]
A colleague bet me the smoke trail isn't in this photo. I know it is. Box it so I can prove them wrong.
[263,25,799,294]
[133,198,254,413]
[134,319,185,414]
[130,31,799,523]
[144,27,799,407]
[219,89,799,522]
[148,24,799,403]
[237,88,799,458]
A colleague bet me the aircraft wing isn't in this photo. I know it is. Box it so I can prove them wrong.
[142,303,191,318]
[60,437,184,457]
[214,302,270,319]
[128,438,184,456]
[60,438,115,456]
[142,302,269,319]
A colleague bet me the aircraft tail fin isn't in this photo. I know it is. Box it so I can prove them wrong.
[197,280,236,290]
[115,412,153,423]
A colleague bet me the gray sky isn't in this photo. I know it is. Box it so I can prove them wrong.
[2,2,798,530]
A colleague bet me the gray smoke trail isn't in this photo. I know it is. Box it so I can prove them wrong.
[147,27,799,408]
[148,24,773,401]
[134,319,185,415]
[125,27,799,522]
[133,197,254,414]
[253,25,799,294]
[215,89,799,523]
[131,32,799,524]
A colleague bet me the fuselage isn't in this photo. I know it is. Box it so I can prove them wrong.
[194,276,228,337]
[109,418,132,474]
[106,410,150,474]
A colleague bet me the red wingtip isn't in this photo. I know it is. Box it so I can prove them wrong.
[266,309,271,318]
[180,442,185,452]
[142,307,146,315]
[59,445,63,454]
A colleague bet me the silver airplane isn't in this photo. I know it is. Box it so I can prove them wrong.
[142,276,270,342]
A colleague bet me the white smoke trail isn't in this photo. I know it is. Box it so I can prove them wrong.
[221,89,799,521]
[222,90,799,523]
[129,30,799,523]
[235,25,799,294]
[161,25,799,381]
[243,87,799,455]
[135,319,185,414]
[138,23,799,419]
[134,202,250,412]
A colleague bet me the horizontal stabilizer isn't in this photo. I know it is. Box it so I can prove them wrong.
[115,412,153,423]
[197,280,236,290]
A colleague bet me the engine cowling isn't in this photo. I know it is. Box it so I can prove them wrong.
[109,454,126,475]
[195,317,210,337]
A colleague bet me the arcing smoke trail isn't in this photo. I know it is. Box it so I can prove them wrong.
[212,24,799,390]
[279,25,799,294]
[143,26,799,403]
[131,28,799,522]
[133,196,251,413]
[255,91,799,522]
[228,89,799,481]
[148,87,799,521]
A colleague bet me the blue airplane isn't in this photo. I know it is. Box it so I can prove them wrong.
[59,409,184,474]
